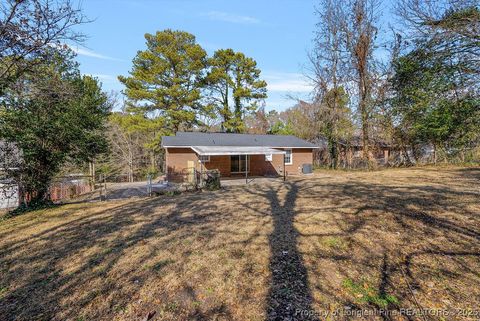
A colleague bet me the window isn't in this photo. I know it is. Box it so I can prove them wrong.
[231,155,248,173]
[284,149,292,165]
[198,155,210,162]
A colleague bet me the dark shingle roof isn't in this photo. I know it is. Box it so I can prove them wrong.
[162,132,316,148]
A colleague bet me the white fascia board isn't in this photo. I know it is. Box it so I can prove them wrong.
[163,145,317,149]
[191,146,287,156]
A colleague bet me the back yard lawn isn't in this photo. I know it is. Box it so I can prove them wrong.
[0,167,479,320]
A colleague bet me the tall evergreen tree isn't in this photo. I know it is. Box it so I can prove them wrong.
[118,30,208,134]
[205,49,267,133]
[391,0,480,161]
[0,50,110,205]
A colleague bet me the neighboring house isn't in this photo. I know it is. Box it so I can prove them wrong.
[161,132,316,182]
[0,141,21,209]
[342,136,393,164]
[0,142,92,209]
[314,135,395,168]
[0,180,19,210]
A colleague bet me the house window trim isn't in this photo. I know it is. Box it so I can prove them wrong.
[284,149,293,165]
[198,155,210,163]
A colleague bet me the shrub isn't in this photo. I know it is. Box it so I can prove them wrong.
[204,169,221,190]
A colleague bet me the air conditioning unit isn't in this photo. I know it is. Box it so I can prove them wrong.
[302,163,313,174]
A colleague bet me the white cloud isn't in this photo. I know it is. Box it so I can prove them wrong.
[264,99,296,111]
[203,11,260,24]
[264,72,313,93]
[69,46,125,62]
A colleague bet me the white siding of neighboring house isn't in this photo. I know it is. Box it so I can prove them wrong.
[0,183,19,209]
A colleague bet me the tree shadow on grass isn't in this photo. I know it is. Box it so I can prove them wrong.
[0,193,230,321]
[244,174,480,320]
[294,177,480,318]
[261,182,319,321]
[455,167,480,182]
[1,170,480,320]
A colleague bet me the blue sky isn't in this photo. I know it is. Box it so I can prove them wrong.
[73,0,320,111]
[74,0,395,111]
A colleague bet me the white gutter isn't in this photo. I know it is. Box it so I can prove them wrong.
[191,146,287,156]
[163,145,318,149]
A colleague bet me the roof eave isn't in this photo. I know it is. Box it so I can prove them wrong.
[163,145,317,149]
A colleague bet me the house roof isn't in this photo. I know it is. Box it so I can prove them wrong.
[161,132,317,148]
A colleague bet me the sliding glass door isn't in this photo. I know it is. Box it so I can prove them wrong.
[231,155,248,173]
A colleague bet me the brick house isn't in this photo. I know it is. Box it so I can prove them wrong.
[161,132,316,182]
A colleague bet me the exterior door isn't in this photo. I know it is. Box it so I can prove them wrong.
[230,155,248,173]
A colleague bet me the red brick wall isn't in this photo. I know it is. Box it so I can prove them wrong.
[204,155,230,176]
[269,148,314,176]
[165,147,314,180]
[165,148,198,182]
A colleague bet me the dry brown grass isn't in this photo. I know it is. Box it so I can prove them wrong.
[0,167,479,320]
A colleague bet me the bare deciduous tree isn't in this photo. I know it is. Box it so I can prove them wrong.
[343,0,380,162]
[309,0,353,168]
[0,0,88,90]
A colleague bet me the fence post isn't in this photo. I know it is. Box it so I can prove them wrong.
[99,174,104,201]
[103,176,107,201]
[147,174,152,196]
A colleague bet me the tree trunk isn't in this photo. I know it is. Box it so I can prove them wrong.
[359,77,370,163]
[221,84,230,132]
[234,97,241,133]
[329,139,338,169]
[411,144,419,164]
[233,67,243,133]
[17,181,26,207]
[30,185,50,205]
[128,148,134,183]
[89,160,96,189]
[150,152,156,175]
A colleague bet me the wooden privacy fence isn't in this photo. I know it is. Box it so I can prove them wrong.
[48,175,93,202]
[2,175,96,209]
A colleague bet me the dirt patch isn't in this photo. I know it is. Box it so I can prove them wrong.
[0,167,479,320]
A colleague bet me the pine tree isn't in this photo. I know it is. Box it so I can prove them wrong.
[118,30,208,134]
[205,49,267,133]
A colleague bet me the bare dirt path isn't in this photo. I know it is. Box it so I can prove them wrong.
[103,181,150,200]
